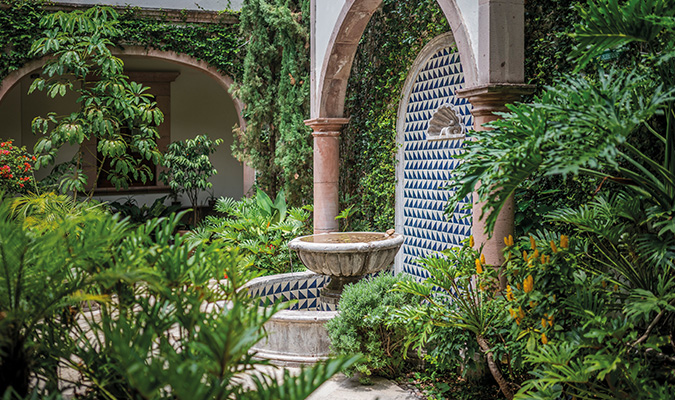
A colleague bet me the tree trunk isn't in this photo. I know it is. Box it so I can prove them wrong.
[476,334,514,400]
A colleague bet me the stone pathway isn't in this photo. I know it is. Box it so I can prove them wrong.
[242,365,423,400]
[306,372,421,400]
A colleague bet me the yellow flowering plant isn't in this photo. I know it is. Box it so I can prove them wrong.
[392,238,522,399]
[501,231,579,352]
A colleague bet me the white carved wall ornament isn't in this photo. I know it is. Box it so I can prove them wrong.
[427,104,465,140]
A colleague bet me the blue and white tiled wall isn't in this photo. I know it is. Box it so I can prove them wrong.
[399,45,473,279]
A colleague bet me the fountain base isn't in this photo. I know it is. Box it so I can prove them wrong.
[244,271,337,366]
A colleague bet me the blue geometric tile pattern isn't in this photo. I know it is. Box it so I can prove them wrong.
[401,46,473,279]
[247,274,336,311]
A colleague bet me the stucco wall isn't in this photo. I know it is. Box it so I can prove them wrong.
[312,0,345,114]
[169,62,243,202]
[49,0,243,11]
[0,84,21,143]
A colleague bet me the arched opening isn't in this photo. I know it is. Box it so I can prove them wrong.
[0,48,253,204]
[394,32,473,276]
[314,0,477,119]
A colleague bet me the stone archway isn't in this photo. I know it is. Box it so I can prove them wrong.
[0,47,254,196]
[312,0,478,119]
[307,0,531,270]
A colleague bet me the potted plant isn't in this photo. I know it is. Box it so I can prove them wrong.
[159,134,222,226]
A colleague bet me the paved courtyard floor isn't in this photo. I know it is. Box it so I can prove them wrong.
[305,371,421,400]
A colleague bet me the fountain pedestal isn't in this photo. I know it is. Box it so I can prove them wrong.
[319,276,361,305]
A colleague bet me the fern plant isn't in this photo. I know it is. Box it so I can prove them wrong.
[189,189,311,275]
[0,193,356,398]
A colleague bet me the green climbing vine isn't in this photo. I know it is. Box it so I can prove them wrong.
[524,0,584,93]
[0,0,44,81]
[231,0,312,206]
[117,9,242,79]
[340,0,450,231]
[0,1,242,83]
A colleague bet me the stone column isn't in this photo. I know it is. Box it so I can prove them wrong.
[304,117,350,234]
[456,84,533,272]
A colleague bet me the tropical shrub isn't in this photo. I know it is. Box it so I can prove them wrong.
[0,193,111,396]
[190,189,311,276]
[441,0,675,398]
[0,192,356,398]
[498,226,675,399]
[159,134,222,224]
[0,139,36,195]
[327,273,418,383]
[28,6,163,196]
[393,244,518,399]
[107,195,181,225]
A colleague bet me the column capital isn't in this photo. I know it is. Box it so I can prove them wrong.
[456,83,535,118]
[304,117,350,134]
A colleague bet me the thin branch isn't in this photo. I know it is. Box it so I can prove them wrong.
[631,308,667,347]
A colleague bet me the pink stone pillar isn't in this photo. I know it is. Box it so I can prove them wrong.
[457,84,533,283]
[304,118,350,234]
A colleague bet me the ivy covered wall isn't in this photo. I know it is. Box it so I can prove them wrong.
[0,1,242,84]
[340,0,450,232]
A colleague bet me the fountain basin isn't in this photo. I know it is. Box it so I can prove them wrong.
[288,232,404,304]
[245,272,337,366]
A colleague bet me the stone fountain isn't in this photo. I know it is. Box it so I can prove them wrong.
[246,231,403,366]
[288,231,404,305]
